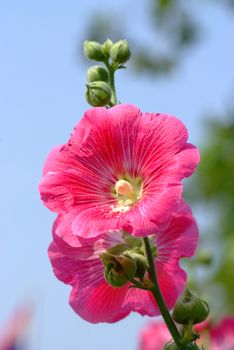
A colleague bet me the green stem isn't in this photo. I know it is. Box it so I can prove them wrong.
[182,319,194,343]
[143,237,183,348]
[130,278,149,290]
[105,61,117,105]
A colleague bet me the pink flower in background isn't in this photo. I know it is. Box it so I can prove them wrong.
[0,304,32,350]
[48,200,198,323]
[139,317,234,349]
[197,317,234,349]
[139,321,170,350]
[39,104,199,241]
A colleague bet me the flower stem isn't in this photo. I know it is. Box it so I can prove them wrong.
[142,237,183,348]
[105,61,118,105]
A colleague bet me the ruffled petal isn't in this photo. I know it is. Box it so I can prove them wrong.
[156,261,187,310]
[70,280,131,323]
[69,259,158,323]
[152,200,199,308]
[48,242,81,284]
[71,206,123,242]
[156,200,199,264]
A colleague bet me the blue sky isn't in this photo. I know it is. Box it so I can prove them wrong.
[0,1,234,349]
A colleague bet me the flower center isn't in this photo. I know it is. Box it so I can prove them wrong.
[113,177,142,211]
[115,179,134,197]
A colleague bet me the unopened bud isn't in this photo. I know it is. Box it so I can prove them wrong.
[110,40,131,66]
[102,39,113,57]
[87,65,109,83]
[101,253,137,287]
[125,252,146,279]
[172,289,209,325]
[86,81,112,107]
[83,40,106,62]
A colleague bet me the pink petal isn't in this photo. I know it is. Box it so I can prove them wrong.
[156,261,187,310]
[69,262,159,323]
[48,241,81,284]
[70,280,131,323]
[42,146,65,175]
[52,214,95,259]
[39,171,76,212]
[156,200,199,263]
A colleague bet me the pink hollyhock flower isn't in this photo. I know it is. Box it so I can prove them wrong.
[48,200,198,323]
[39,104,199,241]
[139,317,234,349]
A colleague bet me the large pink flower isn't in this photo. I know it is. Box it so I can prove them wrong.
[139,317,234,349]
[39,104,199,241]
[48,200,198,323]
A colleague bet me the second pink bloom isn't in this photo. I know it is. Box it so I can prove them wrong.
[48,200,198,323]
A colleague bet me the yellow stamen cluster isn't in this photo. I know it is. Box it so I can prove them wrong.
[115,179,134,197]
[112,177,142,213]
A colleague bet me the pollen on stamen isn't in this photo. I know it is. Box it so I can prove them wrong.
[111,204,130,213]
[115,179,134,197]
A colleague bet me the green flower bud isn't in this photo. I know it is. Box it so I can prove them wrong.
[83,40,106,61]
[101,253,137,287]
[106,243,129,256]
[125,252,147,279]
[172,289,209,325]
[102,39,113,57]
[110,39,131,65]
[87,65,109,83]
[86,81,112,107]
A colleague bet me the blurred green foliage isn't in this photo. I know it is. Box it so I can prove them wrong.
[84,0,199,75]
[191,115,234,237]
[84,0,233,75]
[190,114,234,312]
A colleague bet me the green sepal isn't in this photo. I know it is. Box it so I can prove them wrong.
[87,65,109,83]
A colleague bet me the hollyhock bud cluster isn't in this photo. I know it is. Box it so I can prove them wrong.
[39,38,205,348]
[83,39,131,106]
